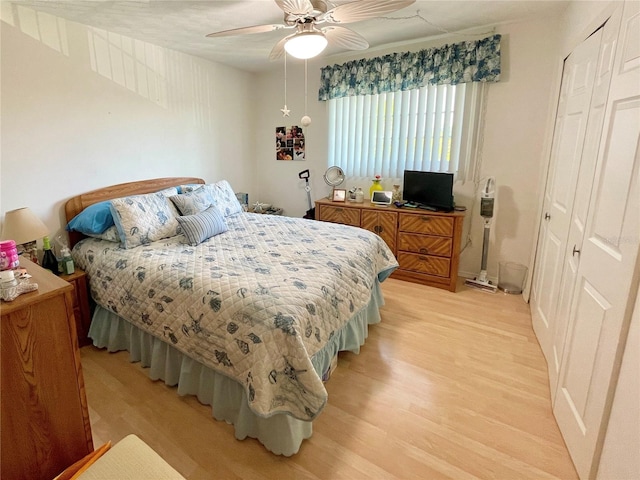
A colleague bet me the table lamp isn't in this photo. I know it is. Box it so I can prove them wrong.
[1,207,50,263]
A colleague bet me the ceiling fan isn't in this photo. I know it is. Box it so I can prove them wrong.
[206,0,416,61]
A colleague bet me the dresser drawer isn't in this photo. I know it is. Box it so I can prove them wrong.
[318,205,361,227]
[399,213,453,236]
[397,252,451,277]
[398,233,452,257]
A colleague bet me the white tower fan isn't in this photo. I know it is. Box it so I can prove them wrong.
[465,177,498,292]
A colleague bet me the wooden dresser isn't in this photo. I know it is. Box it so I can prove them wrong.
[1,258,93,480]
[315,198,464,291]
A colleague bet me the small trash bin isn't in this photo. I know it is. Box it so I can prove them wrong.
[498,262,528,294]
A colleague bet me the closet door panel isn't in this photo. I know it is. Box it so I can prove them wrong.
[553,2,639,478]
[531,30,602,363]
[549,13,621,393]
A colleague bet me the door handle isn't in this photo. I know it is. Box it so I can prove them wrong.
[572,245,581,256]
[545,213,551,220]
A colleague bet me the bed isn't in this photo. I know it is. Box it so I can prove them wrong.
[65,177,398,456]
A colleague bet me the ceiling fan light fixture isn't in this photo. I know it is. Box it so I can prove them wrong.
[284,31,328,59]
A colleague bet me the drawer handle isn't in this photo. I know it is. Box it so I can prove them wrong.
[419,247,429,254]
[335,208,344,213]
[418,256,430,262]
[420,217,432,222]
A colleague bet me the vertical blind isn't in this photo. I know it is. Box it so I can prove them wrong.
[320,35,500,181]
[328,82,484,180]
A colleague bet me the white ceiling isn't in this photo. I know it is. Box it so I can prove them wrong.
[6,0,570,72]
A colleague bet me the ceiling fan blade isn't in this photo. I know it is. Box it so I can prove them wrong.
[269,34,295,61]
[320,0,415,24]
[206,24,288,38]
[323,26,369,50]
[275,0,314,16]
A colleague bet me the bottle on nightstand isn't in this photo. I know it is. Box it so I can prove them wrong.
[60,247,75,275]
[41,236,59,275]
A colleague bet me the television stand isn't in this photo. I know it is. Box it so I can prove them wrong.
[314,198,465,292]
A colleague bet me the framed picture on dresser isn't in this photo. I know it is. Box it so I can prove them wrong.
[332,188,346,202]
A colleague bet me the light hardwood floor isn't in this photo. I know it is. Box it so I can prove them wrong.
[81,278,578,479]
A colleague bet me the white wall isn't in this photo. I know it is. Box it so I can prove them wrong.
[0,8,256,245]
[250,58,327,217]
[253,15,563,280]
[597,283,640,479]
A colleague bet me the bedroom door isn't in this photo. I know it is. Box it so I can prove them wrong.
[552,1,640,478]
[530,28,603,366]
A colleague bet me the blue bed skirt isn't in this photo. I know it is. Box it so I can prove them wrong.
[88,278,385,456]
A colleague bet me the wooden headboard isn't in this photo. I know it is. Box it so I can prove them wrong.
[64,177,205,248]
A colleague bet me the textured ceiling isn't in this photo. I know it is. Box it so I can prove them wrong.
[5,1,569,72]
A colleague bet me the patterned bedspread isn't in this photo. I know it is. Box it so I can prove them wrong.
[73,213,397,421]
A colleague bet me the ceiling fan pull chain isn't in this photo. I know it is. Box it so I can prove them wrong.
[280,51,290,117]
[301,59,312,126]
[304,59,308,113]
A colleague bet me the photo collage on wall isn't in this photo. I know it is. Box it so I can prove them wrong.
[276,125,305,161]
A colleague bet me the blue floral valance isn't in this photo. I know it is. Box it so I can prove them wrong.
[318,34,501,101]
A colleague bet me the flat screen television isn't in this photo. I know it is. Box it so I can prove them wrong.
[403,170,454,211]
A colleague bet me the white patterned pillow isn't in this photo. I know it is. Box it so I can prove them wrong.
[155,186,179,197]
[175,206,228,246]
[178,184,203,193]
[110,192,181,249]
[205,180,243,216]
[169,187,215,216]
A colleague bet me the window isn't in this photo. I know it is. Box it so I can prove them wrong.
[327,82,485,182]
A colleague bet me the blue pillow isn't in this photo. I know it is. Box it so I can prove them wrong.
[175,206,228,246]
[66,201,114,235]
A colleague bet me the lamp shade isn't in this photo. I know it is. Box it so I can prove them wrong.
[1,207,49,245]
[285,32,328,59]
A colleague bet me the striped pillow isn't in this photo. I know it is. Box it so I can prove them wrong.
[175,206,228,246]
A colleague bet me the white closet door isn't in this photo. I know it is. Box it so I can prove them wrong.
[553,2,640,478]
[549,10,622,394]
[530,29,602,365]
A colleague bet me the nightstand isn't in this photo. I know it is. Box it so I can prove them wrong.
[60,267,92,346]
